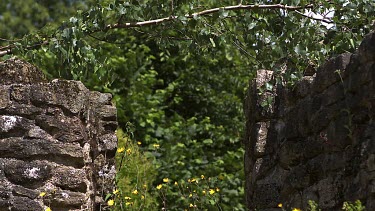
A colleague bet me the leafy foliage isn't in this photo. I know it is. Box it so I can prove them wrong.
[1,0,374,210]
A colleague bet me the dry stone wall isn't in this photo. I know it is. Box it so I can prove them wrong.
[244,32,375,210]
[0,59,117,210]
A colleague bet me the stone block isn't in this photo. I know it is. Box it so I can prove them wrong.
[0,86,10,109]
[313,53,352,93]
[4,160,52,189]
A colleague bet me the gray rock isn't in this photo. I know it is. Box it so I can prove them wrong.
[0,58,117,210]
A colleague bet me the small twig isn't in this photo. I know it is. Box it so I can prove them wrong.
[0,37,23,42]
[294,10,334,24]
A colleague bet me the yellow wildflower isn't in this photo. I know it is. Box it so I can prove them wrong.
[125,202,133,206]
[190,178,197,183]
[216,187,220,192]
[209,189,215,195]
[153,144,160,149]
[126,148,132,154]
[137,141,142,145]
[174,181,178,186]
[278,203,283,208]
[132,189,138,194]
[202,190,206,195]
[189,193,193,197]
[124,196,131,200]
[141,195,145,199]
[189,204,194,207]
[113,189,119,194]
[292,209,301,211]
[201,175,205,179]
[107,199,114,206]
[156,184,163,189]
[39,192,46,197]
[163,178,169,183]
[45,207,52,211]
[143,184,147,189]
[117,147,125,153]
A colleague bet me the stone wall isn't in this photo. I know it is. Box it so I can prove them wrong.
[244,32,375,210]
[0,59,117,210]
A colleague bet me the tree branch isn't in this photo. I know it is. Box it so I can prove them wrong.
[0,41,49,57]
[106,4,314,29]
[1,3,324,57]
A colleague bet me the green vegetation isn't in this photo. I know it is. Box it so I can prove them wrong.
[0,0,374,210]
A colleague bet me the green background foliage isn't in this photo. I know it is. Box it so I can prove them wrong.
[0,0,374,210]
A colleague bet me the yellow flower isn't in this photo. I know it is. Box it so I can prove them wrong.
[153,144,160,149]
[292,208,301,211]
[189,204,194,208]
[124,196,131,200]
[39,192,46,197]
[45,207,52,211]
[141,195,145,199]
[113,189,119,194]
[174,181,178,186]
[126,148,132,154]
[156,184,163,189]
[137,141,142,145]
[143,184,147,189]
[216,187,220,192]
[125,202,133,206]
[189,193,192,198]
[107,199,114,206]
[190,178,197,183]
[202,190,206,195]
[201,175,205,179]
[163,178,169,183]
[117,147,125,153]
[209,189,215,195]
[278,203,283,208]
[132,189,138,194]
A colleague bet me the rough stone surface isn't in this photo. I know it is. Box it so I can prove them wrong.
[244,32,375,210]
[0,58,117,210]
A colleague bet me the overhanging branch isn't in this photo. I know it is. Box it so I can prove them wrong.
[106,3,315,29]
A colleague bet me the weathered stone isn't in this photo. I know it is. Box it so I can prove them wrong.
[316,177,340,209]
[44,190,86,208]
[4,160,52,189]
[294,76,314,98]
[366,154,375,172]
[10,85,31,103]
[0,138,84,167]
[53,167,87,192]
[244,32,375,210]
[0,58,117,210]
[0,58,47,85]
[0,86,10,109]
[35,113,84,143]
[358,32,375,63]
[313,53,352,93]
[279,140,304,169]
[11,196,43,211]
[252,183,281,209]
[12,185,39,199]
